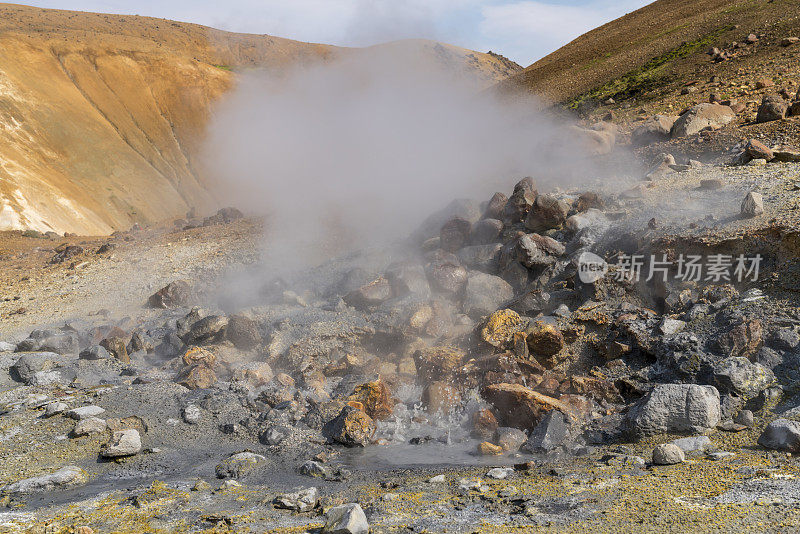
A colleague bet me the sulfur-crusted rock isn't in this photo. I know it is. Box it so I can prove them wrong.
[480,309,527,348]
[347,379,394,420]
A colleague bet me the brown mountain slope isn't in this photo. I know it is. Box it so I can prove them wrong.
[0,3,519,235]
[500,0,800,106]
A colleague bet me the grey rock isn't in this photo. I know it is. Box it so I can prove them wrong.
[101,429,142,457]
[494,427,527,451]
[79,345,110,360]
[631,115,679,146]
[0,341,16,352]
[757,95,788,123]
[2,466,87,494]
[66,406,105,420]
[463,272,514,317]
[182,315,229,345]
[741,191,764,218]
[734,409,754,428]
[299,460,330,478]
[670,435,712,454]
[758,419,800,452]
[274,486,319,512]
[769,328,800,351]
[215,451,266,479]
[659,318,686,335]
[44,402,68,417]
[523,410,569,452]
[485,467,514,479]
[626,384,720,438]
[182,404,201,424]
[652,443,685,465]
[457,244,502,272]
[70,417,107,437]
[469,219,504,245]
[671,103,735,137]
[323,503,369,534]
[713,357,774,399]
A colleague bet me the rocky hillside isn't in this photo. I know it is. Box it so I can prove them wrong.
[0,4,520,235]
[500,0,800,108]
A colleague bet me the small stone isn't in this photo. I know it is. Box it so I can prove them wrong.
[427,474,446,483]
[66,406,105,420]
[71,417,107,438]
[79,345,110,360]
[273,487,318,512]
[659,318,686,335]
[477,441,504,455]
[485,467,514,480]
[192,479,212,491]
[741,191,764,218]
[495,427,527,451]
[734,409,754,428]
[182,404,201,424]
[2,466,87,494]
[322,503,369,534]
[670,435,712,454]
[101,429,142,458]
[652,443,685,465]
[44,402,68,417]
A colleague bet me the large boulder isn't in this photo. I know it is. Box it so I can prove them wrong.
[525,194,570,232]
[631,115,679,146]
[522,410,570,452]
[323,503,369,534]
[671,104,735,137]
[625,384,720,439]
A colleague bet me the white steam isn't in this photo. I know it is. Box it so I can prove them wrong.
[203,47,631,276]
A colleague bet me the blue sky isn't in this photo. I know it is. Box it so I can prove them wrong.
[26,0,652,65]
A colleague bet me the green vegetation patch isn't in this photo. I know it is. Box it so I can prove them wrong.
[567,24,736,110]
[212,64,233,71]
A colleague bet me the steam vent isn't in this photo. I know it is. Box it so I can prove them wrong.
[2,1,800,532]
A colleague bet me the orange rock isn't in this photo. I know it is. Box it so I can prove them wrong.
[471,409,499,440]
[477,441,504,456]
[100,336,129,364]
[181,346,216,367]
[323,406,376,447]
[176,364,217,390]
[347,400,365,411]
[480,309,526,348]
[481,382,574,431]
[347,379,394,420]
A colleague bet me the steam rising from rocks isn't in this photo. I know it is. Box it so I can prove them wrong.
[203,47,628,279]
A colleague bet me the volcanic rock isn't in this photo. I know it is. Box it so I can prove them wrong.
[483,192,508,220]
[274,487,319,512]
[758,419,800,452]
[463,272,514,317]
[71,417,107,438]
[347,380,394,420]
[625,384,720,438]
[148,280,191,308]
[746,139,774,161]
[413,346,465,383]
[757,95,788,123]
[323,406,376,447]
[100,336,129,363]
[671,104,735,137]
[482,383,574,431]
[2,466,87,494]
[525,194,570,232]
[425,252,468,296]
[215,451,266,479]
[652,443,685,465]
[480,309,527,348]
[440,217,472,252]
[503,177,537,223]
[471,409,499,439]
[740,192,764,218]
[523,410,570,452]
[716,319,763,357]
[469,218,504,245]
[323,503,369,534]
[713,357,774,399]
[225,315,262,350]
[526,321,564,358]
[495,427,527,451]
[101,429,142,457]
[176,364,217,390]
[457,244,502,271]
[631,115,679,146]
